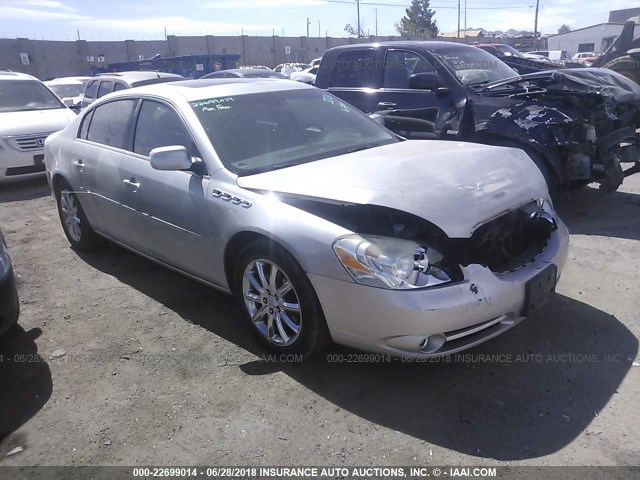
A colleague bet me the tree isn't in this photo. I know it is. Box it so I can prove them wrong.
[558,24,572,34]
[344,23,359,37]
[395,0,438,39]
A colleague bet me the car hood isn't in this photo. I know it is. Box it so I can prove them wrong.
[237,140,548,238]
[480,68,640,105]
[0,108,76,137]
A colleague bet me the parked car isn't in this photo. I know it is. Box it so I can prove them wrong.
[45,79,569,357]
[289,65,319,84]
[45,76,92,111]
[530,50,569,61]
[529,50,582,68]
[201,69,287,80]
[314,41,640,192]
[81,71,183,108]
[0,227,19,337]
[0,71,77,182]
[572,52,597,61]
[273,63,308,77]
[476,44,568,74]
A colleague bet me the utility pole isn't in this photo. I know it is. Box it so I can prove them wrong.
[307,17,310,37]
[375,9,378,36]
[457,0,460,38]
[533,0,540,48]
[356,0,361,38]
[464,0,467,34]
[318,21,321,37]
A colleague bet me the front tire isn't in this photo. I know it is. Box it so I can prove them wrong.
[233,239,331,356]
[54,180,102,250]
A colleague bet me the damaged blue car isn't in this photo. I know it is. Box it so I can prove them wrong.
[315,42,640,192]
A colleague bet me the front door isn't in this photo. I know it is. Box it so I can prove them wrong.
[373,49,457,137]
[118,99,215,280]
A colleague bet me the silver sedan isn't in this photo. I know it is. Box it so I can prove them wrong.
[44,79,569,357]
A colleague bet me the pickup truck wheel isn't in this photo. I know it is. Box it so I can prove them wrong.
[234,239,331,357]
[54,180,102,251]
[604,56,640,85]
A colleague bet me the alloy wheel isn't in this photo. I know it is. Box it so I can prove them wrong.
[242,259,302,346]
[60,191,82,242]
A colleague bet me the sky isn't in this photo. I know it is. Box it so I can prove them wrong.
[0,0,636,41]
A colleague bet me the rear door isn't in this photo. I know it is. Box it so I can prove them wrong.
[72,98,137,239]
[118,99,214,278]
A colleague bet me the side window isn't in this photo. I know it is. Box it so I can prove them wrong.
[86,99,136,149]
[78,109,94,139]
[84,80,98,99]
[383,50,436,89]
[331,49,376,88]
[133,100,196,158]
[113,83,127,91]
[97,81,114,98]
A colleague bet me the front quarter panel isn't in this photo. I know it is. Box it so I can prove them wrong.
[204,171,356,289]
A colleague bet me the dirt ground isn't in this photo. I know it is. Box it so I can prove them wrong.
[0,174,638,468]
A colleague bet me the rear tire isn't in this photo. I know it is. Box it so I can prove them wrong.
[54,179,102,250]
[233,239,331,357]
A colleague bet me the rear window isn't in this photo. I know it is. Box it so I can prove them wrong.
[84,80,99,99]
[0,80,65,113]
[330,49,377,88]
[97,81,114,98]
[86,99,136,149]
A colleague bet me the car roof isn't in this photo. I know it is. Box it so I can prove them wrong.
[45,78,85,85]
[99,78,313,104]
[94,71,183,82]
[0,71,39,81]
[46,76,92,84]
[326,40,477,53]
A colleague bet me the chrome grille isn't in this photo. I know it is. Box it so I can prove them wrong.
[7,132,53,152]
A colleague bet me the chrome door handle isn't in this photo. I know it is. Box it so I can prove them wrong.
[377,102,397,110]
[122,178,141,189]
[73,159,84,168]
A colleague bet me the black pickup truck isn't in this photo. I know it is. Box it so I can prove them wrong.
[314,41,640,192]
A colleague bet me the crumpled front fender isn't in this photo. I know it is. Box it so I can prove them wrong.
[475,103,577,181]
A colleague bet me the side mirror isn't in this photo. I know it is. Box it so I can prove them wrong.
[150,145,193,171]
[408,72,449,94]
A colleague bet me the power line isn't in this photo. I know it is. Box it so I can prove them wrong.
[316,0,533,9]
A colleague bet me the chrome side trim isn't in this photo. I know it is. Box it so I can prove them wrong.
[445,315,510,341]
[212,188,252,208]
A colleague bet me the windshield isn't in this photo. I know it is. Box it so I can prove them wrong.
[434,46,519,85]
[0,80,65,112]
[49,84,85,98]
[192,89,398,176]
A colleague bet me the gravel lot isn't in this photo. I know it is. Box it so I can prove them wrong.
[0,175,638,467]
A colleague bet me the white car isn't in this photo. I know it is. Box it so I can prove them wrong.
[45,76,92,110]
[0,71,77,182]
[289,65,318,84]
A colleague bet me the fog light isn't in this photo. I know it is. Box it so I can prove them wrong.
[419,334,446,353]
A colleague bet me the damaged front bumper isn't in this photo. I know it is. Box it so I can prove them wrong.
[308,218,569,358]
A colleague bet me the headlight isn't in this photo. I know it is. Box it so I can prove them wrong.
[332,235,452,289]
